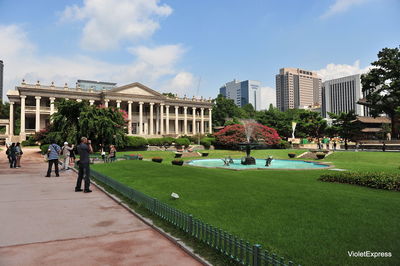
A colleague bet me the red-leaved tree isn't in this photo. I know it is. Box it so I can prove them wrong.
[214,123,281,146]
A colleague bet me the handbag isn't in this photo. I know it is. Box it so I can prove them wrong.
[44,153,49,162]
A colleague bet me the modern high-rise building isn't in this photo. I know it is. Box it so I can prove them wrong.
[0,60,3,103]
[275,68,322,111]
[321,74,370,118]
[219,79,262,110]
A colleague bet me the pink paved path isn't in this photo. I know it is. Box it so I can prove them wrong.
[0,147,202,266]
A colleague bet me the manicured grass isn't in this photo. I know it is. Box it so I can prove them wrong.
[92,150,400,266]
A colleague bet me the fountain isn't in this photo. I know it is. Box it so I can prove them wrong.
[239,120,257,165]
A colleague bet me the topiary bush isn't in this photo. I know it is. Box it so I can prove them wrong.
[319,172,400,191]
[200,137,215,149]
[126,136,148,148]
[175,137,190,148]
[147,138,164,146]
[162,137,175,145]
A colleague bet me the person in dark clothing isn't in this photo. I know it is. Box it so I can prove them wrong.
[9,143,17,168]
[46,143,61,177]
[69,143,76,165]
[75,137,93,193]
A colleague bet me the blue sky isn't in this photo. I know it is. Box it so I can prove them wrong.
[1,0,399,106]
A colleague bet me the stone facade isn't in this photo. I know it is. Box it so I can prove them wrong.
[6,81,213,141]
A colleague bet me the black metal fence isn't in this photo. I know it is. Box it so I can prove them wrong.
[91,168,300,266]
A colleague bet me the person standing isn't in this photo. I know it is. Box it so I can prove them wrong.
[99,144,106,162]
[333,141,337,151]
[15,142,23,168]
[46,143,61,177]
[62,142,74,170]
[108,145,116,162]
[75,137,93,193]
[69,143,76,165]
[9,143,17,168]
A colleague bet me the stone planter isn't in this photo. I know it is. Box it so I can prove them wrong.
[174,153,183,158]
[171,160,184,166]
[201,152,209,157]
[316,153,325,159]
[152,158,163,163]
[288,153,296,158]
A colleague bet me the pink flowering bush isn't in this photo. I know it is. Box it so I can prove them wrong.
[214,123,281,146]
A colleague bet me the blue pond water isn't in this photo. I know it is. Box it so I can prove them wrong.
[186,158,328,170]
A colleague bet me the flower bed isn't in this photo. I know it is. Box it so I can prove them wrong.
[319,172,400,191]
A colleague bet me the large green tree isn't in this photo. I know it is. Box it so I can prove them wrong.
[360,46,400,137]
[212,94,243,126]
[328,111,363,148]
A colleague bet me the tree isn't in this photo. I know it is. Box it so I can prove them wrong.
[213,123,281,146]
[328,111,363,149]
[212,94,242,126]
[79,106,127,148]
[162,92,176,98]
[360,46,400,138]
[242,103,256,118]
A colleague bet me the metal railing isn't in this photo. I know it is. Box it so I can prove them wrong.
[90,167,299,266]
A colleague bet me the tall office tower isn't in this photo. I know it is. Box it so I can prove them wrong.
[321,74,368,118]
[0,60,3,103]
[275,68,322,111]
[219,79,261,110]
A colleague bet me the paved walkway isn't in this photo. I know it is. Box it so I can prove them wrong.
[0,147,202,266]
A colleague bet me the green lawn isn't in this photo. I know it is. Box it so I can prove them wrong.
[92,150,400,266]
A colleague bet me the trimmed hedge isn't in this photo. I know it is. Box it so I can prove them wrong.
[126,136,148,148]
[319,172,400,191]
[200,137,215,149]
[21,136,37,146]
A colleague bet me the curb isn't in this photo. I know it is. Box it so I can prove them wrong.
[70,167,212,266]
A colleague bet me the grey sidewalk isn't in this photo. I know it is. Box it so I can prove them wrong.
[0,147,202,266]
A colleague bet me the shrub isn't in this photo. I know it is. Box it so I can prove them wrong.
[126,136,148,148]
[214,123,280,147]
[22,136,37,146]
[319,172,400,191]
[175,137,190,147]
[171,159,184,166]
[200,137,215,149]
[162,137,175,145]
[277,140,290,149]
[147,138,164,146]
[40,144,50,154]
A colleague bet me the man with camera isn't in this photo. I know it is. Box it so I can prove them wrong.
[75,137,93,193]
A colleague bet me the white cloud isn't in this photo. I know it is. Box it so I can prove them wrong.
[260,87,276,110]
[320,0,369,19]
[315,60,371,81]
[60,0,173,50]
[163,72,197,96]
[0,24,194,100]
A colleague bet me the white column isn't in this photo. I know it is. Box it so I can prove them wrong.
[201,107,205,134]
[160,104,164,135]
[156,105,160,135]
[165,105,170,134]
[20,96,26,134]
[139,102,144,135]
[175,106,179,134]
[183,106,188,135]
[76,99,82,103]
[116,100,121,108]
[149,102,154,135]
[128,101,132,135]
[50,97,55,116]
[104,99,109,107]
[89,100,95,106]
[9,102,14,136]
[209,108,212,134]
[35,96,41,132]
[192,107,196,134]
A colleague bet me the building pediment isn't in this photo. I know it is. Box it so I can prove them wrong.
[109,82,164,97]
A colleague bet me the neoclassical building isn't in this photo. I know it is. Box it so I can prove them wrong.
[6,80,213,142]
